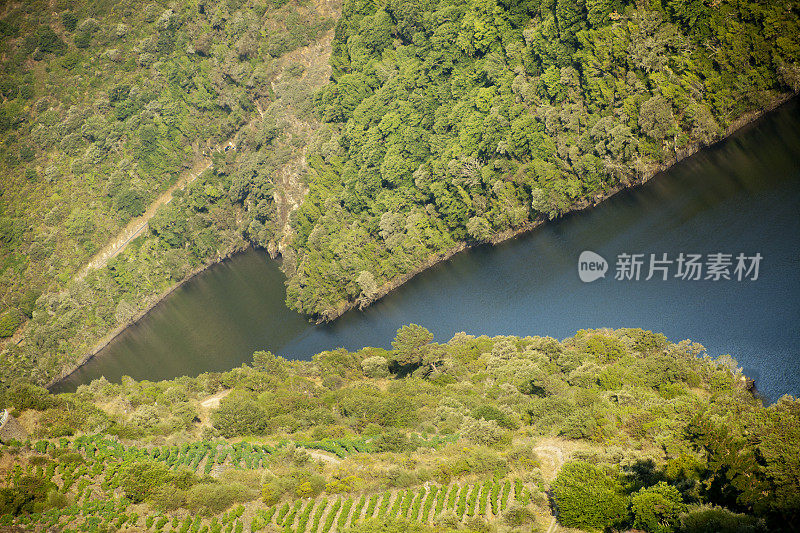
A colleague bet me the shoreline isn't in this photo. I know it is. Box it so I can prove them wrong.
[317,91,799,323]
[46,243,250,390]
[50,91,797,389]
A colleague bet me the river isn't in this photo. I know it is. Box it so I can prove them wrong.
[53,99,800,402]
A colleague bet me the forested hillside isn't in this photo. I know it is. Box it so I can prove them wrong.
[2,0,800,384]
[283,0,800,318]
[2,328,799,531]
[0,0,338,383]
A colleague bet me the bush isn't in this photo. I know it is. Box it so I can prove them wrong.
[114,188,146,218]
[25,26,67,57]
[117,460,171,503]
[0,310,22,337]
[61,12,78,32]
[551,461,628,530]
[503,503,533,527]
[4,382,55,410]
[361,356,389,378]
[0,475,54,515]
[678,505,767,533]
[212,391,267,437]
[460,417,504,446]
[631,482,686,533]
[472,405,515,429]
[185,483,257,515]
[372,431,417,453]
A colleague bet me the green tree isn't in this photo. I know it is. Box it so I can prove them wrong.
[639,96,676,140]
[390,324,434,370]
[552,461,629,529]
[0,476,54,515]
[252,350,288,379]
[212,391,267,437]
[631,482,686,533]
[0,310,22,337]
[361,356,390,378]
[61,12,78,32]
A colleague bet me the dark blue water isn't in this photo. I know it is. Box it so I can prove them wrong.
[54,99,800,402]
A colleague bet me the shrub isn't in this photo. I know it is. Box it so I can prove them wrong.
[0,310,22,337]
[61,12,78,32]
[25,26,67,57]
[185,483,257,515]
[631,482,686,533]
[678,505,766,533]
[472,405,514,429]
[552,461,628,530]
[461,418,504,446]
[116,460,171,503]
[0,475,54,514]
[504,503,533,527]
[212,391,267,437]
[361,356,389,378]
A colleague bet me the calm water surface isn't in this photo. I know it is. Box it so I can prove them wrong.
[54,99,800,402]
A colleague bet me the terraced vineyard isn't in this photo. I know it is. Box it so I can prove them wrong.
[3,434,539,532]
[250,477,540,532]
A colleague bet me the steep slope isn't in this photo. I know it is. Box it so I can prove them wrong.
[0,0,340,384]
[282,0,800,319]
[1,328,798,531]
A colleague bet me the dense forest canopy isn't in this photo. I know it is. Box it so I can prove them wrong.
[1,328,799,531]
[283,0,800,317]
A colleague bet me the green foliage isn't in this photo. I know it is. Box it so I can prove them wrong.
[0,310,22,337]
[0,475,54,515]
[552,461,629,529]
[117,460,171,503]
[24,26,67,57]
[282,0,800,319]
[678,505,767,533]
[61,12,78,32]
[0,0,336,388]
[631,482,686,533]
[390,324,434,371]
[212,391,267,437]
[361,356,389,378]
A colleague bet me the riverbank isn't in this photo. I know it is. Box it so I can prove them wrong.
[315,91,799,323]
[46,243,251,389]
[51,91,798,389]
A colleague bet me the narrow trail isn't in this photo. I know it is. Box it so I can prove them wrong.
[200,389,231,409]
[534,445,566,533]
[74,158,213,281]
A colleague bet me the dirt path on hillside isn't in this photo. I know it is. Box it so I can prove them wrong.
[74,158,213,281]
[200,389,232,409]
[534,444,566,533]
